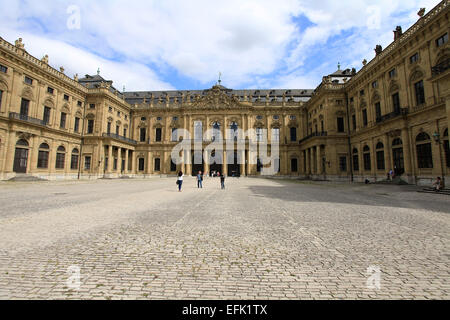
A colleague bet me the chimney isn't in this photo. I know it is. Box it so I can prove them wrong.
[393,26,403,40]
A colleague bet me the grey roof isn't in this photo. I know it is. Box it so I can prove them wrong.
[78,74,121,94]
[123,88,314,105]
[329,68,354,77]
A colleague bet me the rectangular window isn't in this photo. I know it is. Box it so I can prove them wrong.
[436,33,448,47]
[63,94,69,101]
[123,128,127,138]
[89,104,95,109]
[140,128,147,142]
[256,128,263,142]
[0,89,4,110]
[47,87,54,94]
[414,80,425,105]
[154,158,161,172]
[392,93,400,113]
[84,156,91,170]
[376,151,385,170]
[290,127,297,142]
[43,106,51,125]
[364,153,371,171]
[77,101,82,107]
[60,112,67,129]
[156,128,162,142]
[321,120,324,132]
[37,151,49,169]
[0,64,7,73]
[352,114,356,131]
[360,90,365,96]
[339,156,347,172]
[171,128,178,142]
[375,102,382,120]
[116,125,119,135]
[389,68,397,78]
[291,158,298,172]
[371,81,378,89]
[362,109,368,127]
[444,140,450,168]
[416,143,433,169]
[138,158,145,171]
[353,154,359,172]
[271,128,280,142]
[87,120,94,134]
[74,117,80,133]
[337,117,345,133]
[71,154,79,170]
[55,153,65,169]
[24,76,33,85]
[20,98,30,116]
[107,122,111,134]
[410,53,419,64]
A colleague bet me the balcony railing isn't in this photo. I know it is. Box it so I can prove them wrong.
[103,133,137,145]
[299,131,328,144]
[432,58,450,76]
[9,112,47,126]
[376,108,409,123]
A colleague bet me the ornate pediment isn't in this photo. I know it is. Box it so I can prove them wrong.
[190,85,242,109]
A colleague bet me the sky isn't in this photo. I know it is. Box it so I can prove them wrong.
[0,0,443,92]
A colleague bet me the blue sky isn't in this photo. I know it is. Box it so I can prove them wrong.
[0,0,442,91]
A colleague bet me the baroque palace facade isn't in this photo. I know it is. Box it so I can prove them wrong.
[0,0,449,185]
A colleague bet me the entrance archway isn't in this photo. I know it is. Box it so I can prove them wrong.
[13,139,29,173]
[392,138,405,175]
[192,151,204,176]
[227,152,240,177]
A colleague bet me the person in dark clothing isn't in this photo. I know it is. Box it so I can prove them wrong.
[197,171,203,189]
[220,173,225,190]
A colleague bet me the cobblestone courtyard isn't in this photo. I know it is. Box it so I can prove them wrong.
[0,177,449,300]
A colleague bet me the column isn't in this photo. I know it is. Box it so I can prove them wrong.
[30,135,39,173]
[131,151,136,174]
[240,150,245,177]
[124,149,129,174]
[317,146,322,175]
[401,128,413,180]
[117,147,122,174]
[446,97,450,132]
[107,145,113,174]
[282,150,288,175]
[204,149,209,175]
[385,134,392,172]
[147,152,153,174]
[306,149,310,174]
[223,150,227,176]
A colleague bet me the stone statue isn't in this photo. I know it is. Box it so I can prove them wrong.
[41,55,49,64]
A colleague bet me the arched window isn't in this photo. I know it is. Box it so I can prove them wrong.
[212,121,221,142]
[363,145,371,171]
[392,138,403,146]
[16,139,29,147]
[443,129,449,168]
[71,148,79,170]
[416,132,433,169]
[376,142,385,170]
[194,121,203,141]
[37,143,50,169]
[352,148,359,172]
[230,121,238,141]
[56,146,66,169]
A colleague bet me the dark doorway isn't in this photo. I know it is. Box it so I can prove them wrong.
[192,151,204,176]
[14,147,28,173]
[227,152,240,177]
[392,147,405,176]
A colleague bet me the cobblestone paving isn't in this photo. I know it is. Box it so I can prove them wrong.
[0,177,449,300]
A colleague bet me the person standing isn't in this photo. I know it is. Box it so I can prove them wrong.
[197,171,203,189]
[177,171,184,192]
[220,173,225,190]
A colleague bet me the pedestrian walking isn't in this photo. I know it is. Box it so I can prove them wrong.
[220,173,225,190]
[433,177,442,192]
[177,171,184,192]
[197,171,203,189]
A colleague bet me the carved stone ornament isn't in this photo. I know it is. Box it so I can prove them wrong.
[191,85,241,109]
[387,129,402,137]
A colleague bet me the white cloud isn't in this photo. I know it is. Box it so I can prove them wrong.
[0,0,444,90]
